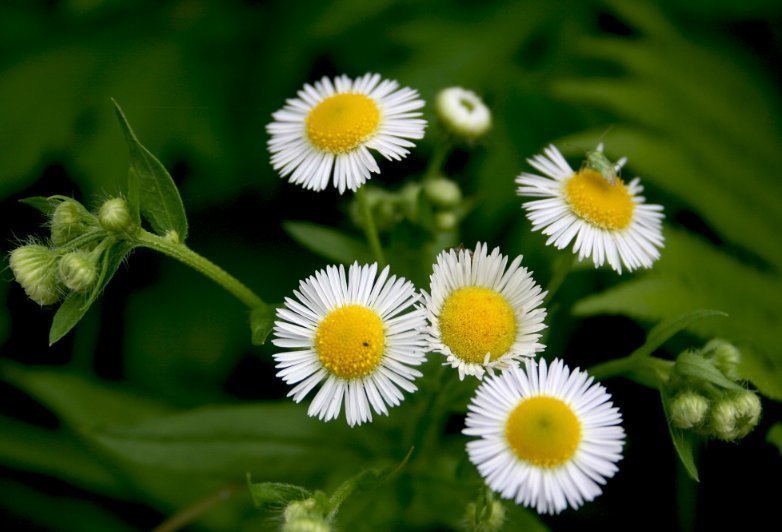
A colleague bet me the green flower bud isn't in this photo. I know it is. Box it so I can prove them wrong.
[50,200,93,246]
[436,87,492,141]
[8,245,62,305]
[670,390,709,429]
[58,250,98,293]
[709,398,740,441]
[423,178,463,209]
[464,499,506,532]
[731,390,761,439]
[98,198,133,233]
[434,211,458,232]
[702,339,742,382]
[282,499,330,532]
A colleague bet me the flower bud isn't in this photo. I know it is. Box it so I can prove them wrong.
[8,245,62,305]
[670,390,709,429]
[423,177,462,209]
[98,198,133,233]
[50,200,93,246]
[709,398,740,441]
[702,339,742,382]
[436,87,492,141]
[282,499,330,532]
[464,499,506,532]
[58,250,98,293]
[434,211,458,232]
[731,390,761,439]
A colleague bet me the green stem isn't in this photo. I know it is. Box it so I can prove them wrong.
[356,187,386,266]
[543,255,576,305]
[136,230,264,309]
[589,354,674,389]
[153,484,241,532]
[423,141,451,181]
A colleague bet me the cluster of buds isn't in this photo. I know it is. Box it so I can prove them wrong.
[669,339,762,442]
[8,197,134,306]
[351,177,466,234]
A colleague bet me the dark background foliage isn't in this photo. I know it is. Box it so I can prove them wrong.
[1,0,781,530]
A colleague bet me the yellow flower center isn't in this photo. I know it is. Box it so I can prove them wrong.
[306,93,381,153]
[315,305,385,379]
[438,287,517,364]
[505,396,582,468]
[564,169,635,230]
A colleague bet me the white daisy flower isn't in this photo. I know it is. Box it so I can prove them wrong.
[272,262,428,427]
[424,243,547,380]
[516,143,664,273]
[435,87,491,140]
[266,73,426,194]
[464,358,625,515]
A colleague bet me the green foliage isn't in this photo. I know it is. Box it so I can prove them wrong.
[247,479,312,510]
[113,100,188,239]
[768,424,782,455]
[284,221,372,265]
[661,390,700,482]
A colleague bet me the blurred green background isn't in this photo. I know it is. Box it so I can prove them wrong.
[1,0,781,530]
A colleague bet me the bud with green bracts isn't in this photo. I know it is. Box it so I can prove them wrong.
[50,199,94,246]
[8,245,63,305]
[58,250,99,293]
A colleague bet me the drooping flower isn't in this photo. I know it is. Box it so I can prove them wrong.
[424,243,547,379]
[516,144,664,273]
[435,87,491,141]
[272,262,427,426]
[464,358,625,514]
[267,73,426,193]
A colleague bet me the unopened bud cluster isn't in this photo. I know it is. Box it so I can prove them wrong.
[282,498,331,532]
[352,177,466,234]
[8,196,135,306]
[669,339,761,442]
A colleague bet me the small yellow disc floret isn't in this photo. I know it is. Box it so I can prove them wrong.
[306,93,380,153]
[505,396,582,468]
[564,169,635,230]
[315,305,385,379]
[438,286,517,364]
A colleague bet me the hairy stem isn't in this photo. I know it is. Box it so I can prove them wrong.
[136,230,264,309]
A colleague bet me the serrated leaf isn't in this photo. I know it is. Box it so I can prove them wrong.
[246,477,312,509]
[112,99,188,240]
[632,309,727,358]
[674,351,744,391]
[767,423,782,455]
[661,389,700,482]
[250,304,277,345]
[283,221,371,264]
[49,292,92,346]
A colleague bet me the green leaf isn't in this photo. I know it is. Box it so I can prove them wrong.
[86,242,133,307]
[49,292,92,346]
[89,403,373,480]
[326,448,413,520]
[767,423,782,455]
[283,221,372,264]
[661,389,700,482]
[673,351,744,391]
[1,362,173,431]
[0,416,122,494]
[246,476,312,509]
[631,309,727,358]
[112,99,188,240]
[250,303,277,345]
[18,195,71,215]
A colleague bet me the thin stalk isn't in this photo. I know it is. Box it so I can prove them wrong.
[589,355,674,389]
[543,255,576,305]
[423,141,451,181]
[136,230,264,309]
[153,484,241,532]
[356,186,386,266]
